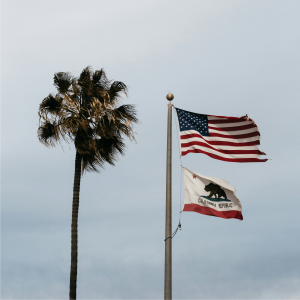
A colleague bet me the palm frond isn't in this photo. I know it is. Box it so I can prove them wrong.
[109,81,128,98]
[37,121,60,147]
[54,72,72,93]
[92,69,110,90]
[80,136,125,173]
[39,94,63,115]
[78,67,92,93]
[71,79,80,95]
[61,116,81,136]
[112,104,138,123]
[81,151,104,172]
[94,114,116,139]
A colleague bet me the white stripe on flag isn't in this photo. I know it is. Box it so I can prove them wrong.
[209,127,258,135]
[181,136,259,150]
[180,130,260,143]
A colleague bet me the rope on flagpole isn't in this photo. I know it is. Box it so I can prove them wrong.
[173,107,184,221]
[164,220,182,241]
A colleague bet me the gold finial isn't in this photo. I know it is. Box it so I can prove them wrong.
[166,93,174,101]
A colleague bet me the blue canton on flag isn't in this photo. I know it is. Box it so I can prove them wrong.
[176,108,209,136]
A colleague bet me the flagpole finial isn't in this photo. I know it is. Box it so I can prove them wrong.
[166,93,174,101]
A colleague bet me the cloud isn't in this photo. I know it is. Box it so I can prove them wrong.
[2,0,300,299]
[2,0,246,65]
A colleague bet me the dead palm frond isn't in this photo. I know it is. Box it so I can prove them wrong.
[38,67,138,173]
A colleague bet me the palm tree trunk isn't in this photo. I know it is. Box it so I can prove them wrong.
[69,151,81,300]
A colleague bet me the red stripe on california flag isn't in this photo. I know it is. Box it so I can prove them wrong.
[181,148,268,162]
[183,204,243,220]
[181,141,264,155]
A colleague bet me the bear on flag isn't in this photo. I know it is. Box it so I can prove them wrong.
[182,167,243,220]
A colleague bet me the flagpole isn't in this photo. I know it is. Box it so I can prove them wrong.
[165,93,174,300]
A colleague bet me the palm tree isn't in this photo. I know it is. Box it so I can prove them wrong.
[37,67,138,300]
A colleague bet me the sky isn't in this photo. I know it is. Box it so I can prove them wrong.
[1,0,300,299]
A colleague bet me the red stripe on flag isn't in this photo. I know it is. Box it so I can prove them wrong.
[208,118,245,124]
[181,141,265,155]
[208,123,257,132]
[209,131,260,139]
[208,114,254,122]
[183,203,243,220]
[181,148,268,162]
[209,140,260,146]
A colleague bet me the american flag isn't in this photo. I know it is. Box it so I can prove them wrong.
[175,107,267,163]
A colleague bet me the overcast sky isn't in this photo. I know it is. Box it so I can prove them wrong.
[2,0,300,299]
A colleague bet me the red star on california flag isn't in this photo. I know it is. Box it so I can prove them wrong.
[192,175,196,179]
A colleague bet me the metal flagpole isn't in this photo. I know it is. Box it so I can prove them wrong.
[165,93,174,300]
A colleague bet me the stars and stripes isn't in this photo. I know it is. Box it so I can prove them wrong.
[175,107,267,163]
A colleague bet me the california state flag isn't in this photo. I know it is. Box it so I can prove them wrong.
[182,167,243,220]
